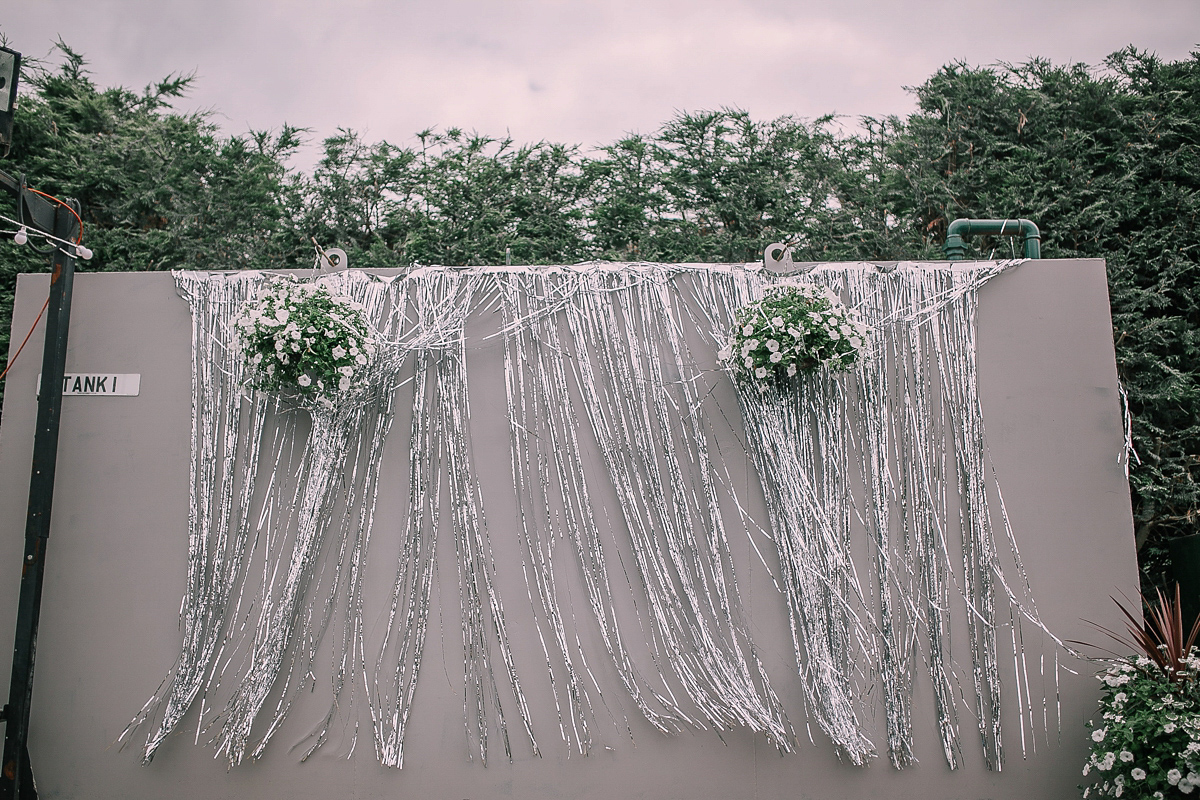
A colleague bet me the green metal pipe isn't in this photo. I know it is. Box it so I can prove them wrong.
[943,218,1041,260]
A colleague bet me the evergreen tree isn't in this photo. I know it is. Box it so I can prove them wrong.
[2,35,1197,589]
[0,40,305,406]
[880,50,1200,586]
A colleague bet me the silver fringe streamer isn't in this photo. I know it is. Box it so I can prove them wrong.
[128,261,1059,772]
[121,270,407,766]
[714,261,1058,769]
[371,268,539,769]
[494,266,794,754]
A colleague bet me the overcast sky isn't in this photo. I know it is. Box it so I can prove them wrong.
[4,1,1198,166]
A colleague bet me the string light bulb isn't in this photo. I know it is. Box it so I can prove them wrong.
[75,244,92,260]
[13,225,27,245]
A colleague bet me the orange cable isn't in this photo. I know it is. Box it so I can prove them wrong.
[0,294,52,384]
[0,188,84,383]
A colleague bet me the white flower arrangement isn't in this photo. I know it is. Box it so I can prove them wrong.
[1083,588,1200,799]
[235,278,376,405]
[719,283,867,385]
[1083,653,1200,798]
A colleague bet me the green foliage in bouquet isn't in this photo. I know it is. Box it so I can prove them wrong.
[1083,587,1200,798]
[721,284,866,386]
[236,279,376,405]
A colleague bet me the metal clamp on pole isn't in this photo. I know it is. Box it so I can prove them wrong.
[943,218,1041,260]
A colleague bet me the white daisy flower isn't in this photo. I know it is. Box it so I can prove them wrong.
[355,354,367,365]
[338,376,351,391]
[769,351,783,363]
[754,367,768,379]
[766,339,779,352]
[332,346,347,359]
[742,324,755,336]
[297,374,312,387]
[1132,769,1146,781]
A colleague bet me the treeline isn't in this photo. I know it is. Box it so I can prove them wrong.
[2,41,1198,586]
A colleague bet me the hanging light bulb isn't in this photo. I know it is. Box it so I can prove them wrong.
[13,225,27,245]
[75,244,92,260]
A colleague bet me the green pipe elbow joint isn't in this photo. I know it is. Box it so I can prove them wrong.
[943,218,1041,260]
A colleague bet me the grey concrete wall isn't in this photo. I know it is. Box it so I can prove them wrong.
[0,260,1137,799]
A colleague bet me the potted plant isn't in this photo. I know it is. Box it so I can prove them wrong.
[1082,585,1200,798]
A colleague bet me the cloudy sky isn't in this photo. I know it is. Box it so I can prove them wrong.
[4,1,1198,165]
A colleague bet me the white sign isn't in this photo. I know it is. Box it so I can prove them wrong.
[37,373,141,396]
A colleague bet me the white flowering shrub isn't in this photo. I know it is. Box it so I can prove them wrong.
[720,283,867,385]
[236,279,376,405]
[1083,651,1200,798]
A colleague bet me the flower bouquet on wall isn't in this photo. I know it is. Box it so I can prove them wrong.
[719,283,867,383]
[236,279,378,406]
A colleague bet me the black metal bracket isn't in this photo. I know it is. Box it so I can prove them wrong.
[0,172,56,238]
[0,47,20,158]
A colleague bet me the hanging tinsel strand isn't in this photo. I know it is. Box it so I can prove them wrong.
[125,261,1062,773]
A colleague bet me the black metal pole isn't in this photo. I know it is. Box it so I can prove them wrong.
[0,201,78,800]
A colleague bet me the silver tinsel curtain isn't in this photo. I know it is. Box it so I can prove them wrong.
[122,261,1059,772]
